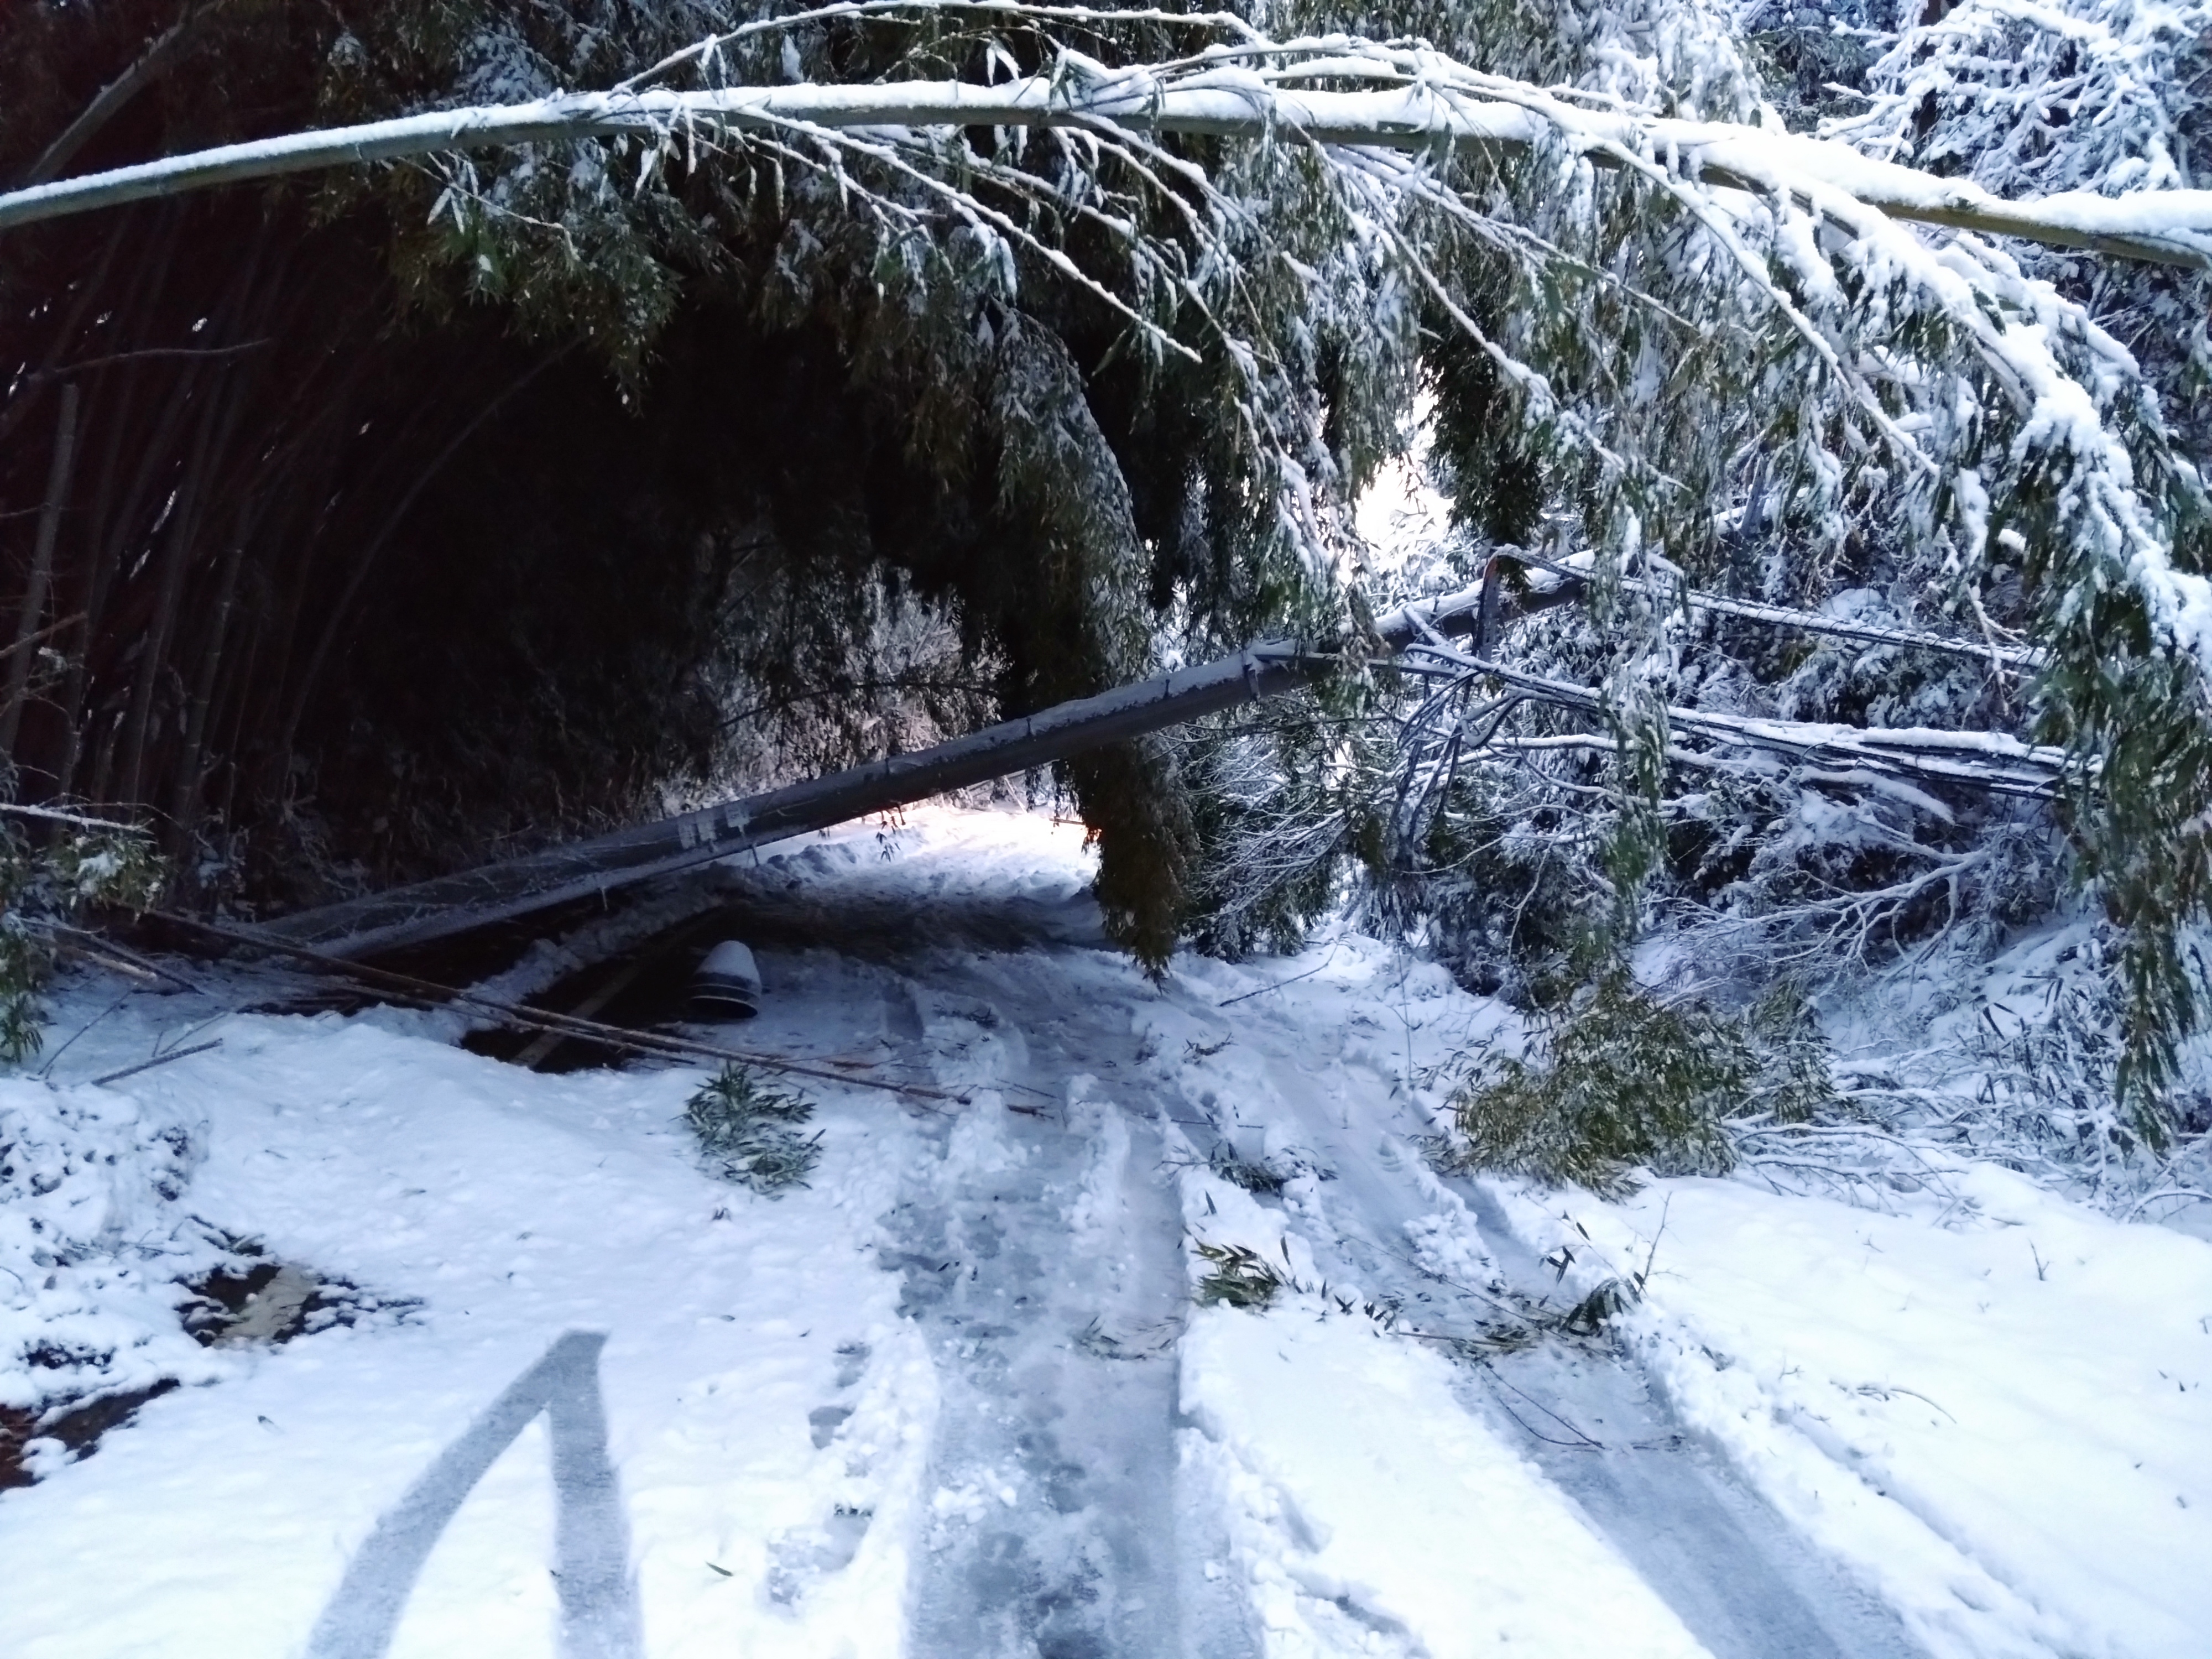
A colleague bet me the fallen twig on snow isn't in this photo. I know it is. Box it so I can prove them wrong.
[89,1037,223,1087]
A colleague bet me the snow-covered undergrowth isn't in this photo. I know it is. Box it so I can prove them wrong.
[0,807,2206,1657]
[0,1082,230,1475]
[1812,921,2212,1228]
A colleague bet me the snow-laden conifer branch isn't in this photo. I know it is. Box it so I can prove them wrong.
[2,51,2207,267]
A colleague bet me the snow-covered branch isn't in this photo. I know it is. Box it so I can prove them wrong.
[1,59,2206,267]
[1395,644,2068,799]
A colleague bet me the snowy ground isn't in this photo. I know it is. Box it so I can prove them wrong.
[3,808,2208,1657]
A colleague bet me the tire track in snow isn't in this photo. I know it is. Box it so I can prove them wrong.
[874,952,1250,1659]
[1150,977,1929,1659]
[724,821,1923,1655]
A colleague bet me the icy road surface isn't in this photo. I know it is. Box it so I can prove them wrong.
[3,810,2208,1657]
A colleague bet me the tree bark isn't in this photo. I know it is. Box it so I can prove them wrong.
[56,210,197,800]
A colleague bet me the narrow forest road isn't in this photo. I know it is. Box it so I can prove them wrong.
[761,855,1926,1659]
[3,810,2207,1659]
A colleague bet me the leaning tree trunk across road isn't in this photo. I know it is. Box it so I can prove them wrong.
[249,576,2067,961]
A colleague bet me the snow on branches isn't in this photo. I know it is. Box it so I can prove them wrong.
[6,0,2210,1113]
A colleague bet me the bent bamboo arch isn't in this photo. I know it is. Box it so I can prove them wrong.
[1,70,2206,267]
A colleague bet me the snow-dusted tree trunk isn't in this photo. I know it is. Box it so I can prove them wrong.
[253,642,1332,958]
[254,575,2065,959]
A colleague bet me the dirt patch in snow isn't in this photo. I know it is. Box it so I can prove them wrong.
[2,1380,182,1491]
[3,1239,418,1491]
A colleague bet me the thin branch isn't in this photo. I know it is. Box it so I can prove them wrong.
[0,802,143,832]
[1509,553,2046,670]
[0,612,86,663]
[88,1037,222,1088]
[1395,643,2066,798]
[18,13,200,188]
[21,341,273,385]
[153,912,972,1104]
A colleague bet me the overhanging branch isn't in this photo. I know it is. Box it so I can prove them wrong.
[0,71,2204,267]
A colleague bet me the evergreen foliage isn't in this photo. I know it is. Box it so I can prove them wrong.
[1191,1239,1286,1308]
[1447,976,1838,1195]
[683,1062,821,1194]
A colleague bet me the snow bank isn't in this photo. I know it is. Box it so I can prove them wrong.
[1483,1168,2212,1658]
[1,1079,229,1444]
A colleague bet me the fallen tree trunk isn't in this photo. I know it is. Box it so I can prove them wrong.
[255,641,1337,958]
[246,577,2065,960]
[252,585,1511,958]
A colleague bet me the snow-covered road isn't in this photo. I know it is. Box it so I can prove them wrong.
[3,810,2208,1658]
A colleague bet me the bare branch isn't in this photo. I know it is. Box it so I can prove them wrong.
[17,12,199,189]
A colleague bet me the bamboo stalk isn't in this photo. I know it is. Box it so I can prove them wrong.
[168,496,257,868]
[510,919,710,1070]
[114,232,268,813]
[114,374,228,811]
[64,229,205,802]
[253,638,1347,958]
[154,911,972,1104]
[274,345,577,768]
[89,1037,222,1088]
[0,76,2203,267]
[252,582,1496,958]
[17,17,197,189]
[0,383,82,755]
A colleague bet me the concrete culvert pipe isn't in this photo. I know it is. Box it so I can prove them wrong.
[690,940,763,1019]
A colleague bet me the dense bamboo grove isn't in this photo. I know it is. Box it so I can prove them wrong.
[0,3,1223,933]
[5,0,2212,1156]
[1,191,721,904]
